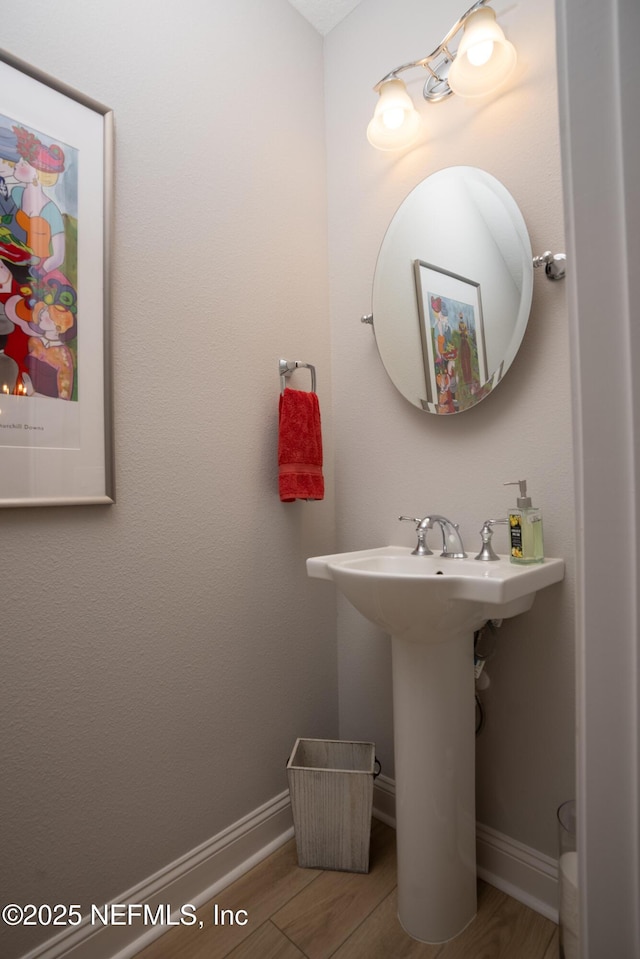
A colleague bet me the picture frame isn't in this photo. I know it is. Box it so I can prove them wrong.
[0,49,114,506]
[414,260,489,415]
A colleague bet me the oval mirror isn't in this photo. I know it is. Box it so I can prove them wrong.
[371,167,533,414]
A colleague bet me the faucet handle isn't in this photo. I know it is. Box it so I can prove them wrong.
[398,515,434,555]
[475,518,508,561]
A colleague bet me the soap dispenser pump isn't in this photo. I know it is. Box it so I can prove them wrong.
[504,480,544,564]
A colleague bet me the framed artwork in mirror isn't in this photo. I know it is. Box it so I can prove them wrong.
[0,49,114,506]
[414,260,489,415]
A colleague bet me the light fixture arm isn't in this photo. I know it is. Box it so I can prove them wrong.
[373,0,488,101]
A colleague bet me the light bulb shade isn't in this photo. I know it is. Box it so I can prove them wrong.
[367,78,422,151]
[448,7,516,98]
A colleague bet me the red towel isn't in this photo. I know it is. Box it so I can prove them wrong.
[278,388,324,502]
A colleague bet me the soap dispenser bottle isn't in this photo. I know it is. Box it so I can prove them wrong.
[504,480,544,564]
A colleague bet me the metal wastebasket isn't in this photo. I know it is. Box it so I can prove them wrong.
[287,738,379,873]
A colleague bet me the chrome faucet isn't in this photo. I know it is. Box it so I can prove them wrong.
[474,518,509,561]
[399,514,467,558]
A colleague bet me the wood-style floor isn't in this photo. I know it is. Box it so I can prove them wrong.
[133,820,559,959]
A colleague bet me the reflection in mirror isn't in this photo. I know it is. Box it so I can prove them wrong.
[371,167,533,414]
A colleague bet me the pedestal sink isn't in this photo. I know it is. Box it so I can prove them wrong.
[307,546,564,943]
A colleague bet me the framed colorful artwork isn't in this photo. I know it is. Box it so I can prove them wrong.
[414,260,489,415]
[0,49,114,506]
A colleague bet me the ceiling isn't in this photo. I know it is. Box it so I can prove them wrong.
[287,0,364,35]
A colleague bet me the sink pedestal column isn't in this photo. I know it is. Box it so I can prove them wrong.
[391,628,477,943]
[308,546,565,942]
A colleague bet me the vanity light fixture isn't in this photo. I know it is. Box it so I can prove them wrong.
[366,0,517,151]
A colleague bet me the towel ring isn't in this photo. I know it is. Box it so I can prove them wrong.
[279,358,317,394]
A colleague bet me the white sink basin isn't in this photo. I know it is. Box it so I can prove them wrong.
[307,546,565,635]
[307,544,564,944]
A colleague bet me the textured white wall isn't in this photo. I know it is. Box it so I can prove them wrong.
[1,2,578,954]
[0,3,337,957]
[324,0,576,857]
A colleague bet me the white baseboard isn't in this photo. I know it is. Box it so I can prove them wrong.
[20,791,294,959]
[373,774,559,923]
[23,777,557,959]
[371,772,397,828]
[475,823,559,922]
